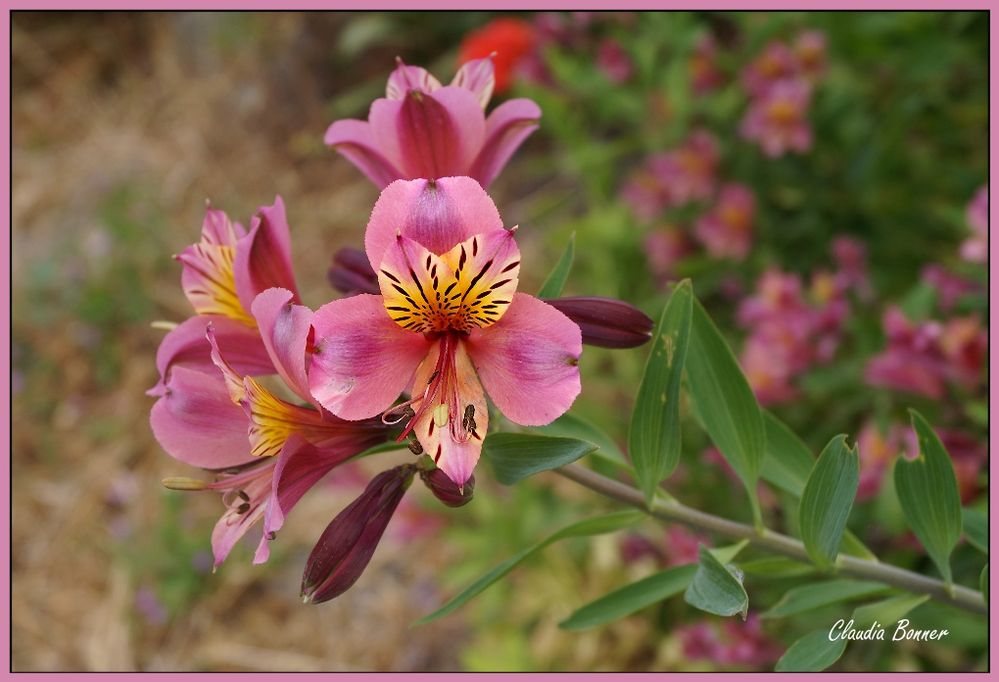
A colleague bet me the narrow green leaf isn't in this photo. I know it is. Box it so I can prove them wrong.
[799,435,859,569]
[963,507,988,554]
[894,410,963,584]
[686,297,766,527]
[684,544,748,619]
[840,530,879,562]
[851,593,930,628]
[739,557,814,578]
[709,539,750,565]
[628,281,692,504]
[763,579,888,618]
[560,564,697,631]
[536,232,575,298]
[761,411,815,496]
[483,433,596,485]
[536,412,630,472]
[981,564,988,602]
[775,629,847,672]
[415,511,643,625]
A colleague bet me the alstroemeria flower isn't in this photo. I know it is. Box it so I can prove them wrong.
[325,57,541,189]
[149,200,388,566]
[308,177,582,486]
[741,41,799,96]
[740,78,813,157]
[694,183,756,260]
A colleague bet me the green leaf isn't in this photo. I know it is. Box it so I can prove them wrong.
[739,557,814,578]
[840,530,879,562]
[775,629,847,672]
[798,435,860,569]
[536,232,575,298]
[851,593,930,628]
[981,564,988,602]
[628,280,692,504]
[686,297,766,527]
[483,433,596,485]
[709,539,749,565]
[763,579,888,618]
[559,564,697,631]
[536,412,630,472]
[760,411,815,496]
[963,507,988,554]
[894,410,963,584]
[415,511,643,625]
[684,544,748,619]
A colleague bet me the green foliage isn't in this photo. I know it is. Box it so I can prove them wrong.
[560,564,697,631]
[482,433,596,485]
[962,507,988,555]
[684,544,749,619]
[798,435,860,569]
[763,579,888,618]
[628,280,692,504]
[775,629,847,672]
[536,232,576,299]
[894,410,964,584]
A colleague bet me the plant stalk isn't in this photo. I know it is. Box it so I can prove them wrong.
[555,463,986,616]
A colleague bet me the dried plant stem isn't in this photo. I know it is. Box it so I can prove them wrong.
[555,463,987,616]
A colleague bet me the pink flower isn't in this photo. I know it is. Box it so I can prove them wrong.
[921,264,978,313]
[677,614,782,668]
[938,315,988,391]
[325,58,541,189]
[741,41,799,96]
[689,34,725,94]
[597,38,633,84]
[308,178,582,487]
[649,129,720,207]
[856,421,904,501]
[740,78,813,157]
[622,169,670,221]
[864,307,948,399]
[645,224,692,284]
[149,200,388,567]
[694,183,756,260]
[793,30,827,82]
[960,185,988,263]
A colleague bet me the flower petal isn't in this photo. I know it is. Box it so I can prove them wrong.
[364,177,505,270]
[148,315,272,397]
[234,196,301,313]
[251,287,314,405]
[385,61,442,99]
[177,207,252,323]
[470,98,541,187]
[210,463,273,567]
[324,118,404,189]
[451,57,496,108]
[149,365,253,469]
[309,294,431,420]
[377,229,520,333]
[466,293,581,426]
[410,340,487,487]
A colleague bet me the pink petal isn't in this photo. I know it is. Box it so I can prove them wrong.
[251,288,315,405]
[324,118,404,189]
[258,435,353,562]
[148,315,272,397]
[210,464,273,567]
[364,177,505,270]
[309,294,431,420]
[451,57,496,108]
[385,62,442,99]
[465,293,582,426]
[234,196,301,313]
[149,365,253,469]
[374,87,485,180]
[470,98,541,188]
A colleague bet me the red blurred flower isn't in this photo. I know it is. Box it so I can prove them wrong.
[459,18,536,93]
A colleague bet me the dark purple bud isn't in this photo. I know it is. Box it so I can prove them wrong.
[420,468,475,507]
[327,246,379,296]
[544,296,654,349]
[301,465,415,604]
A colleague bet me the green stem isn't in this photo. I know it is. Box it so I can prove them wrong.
[555,463,986,616]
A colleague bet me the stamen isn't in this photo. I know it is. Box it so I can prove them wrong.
[408,439,424,455]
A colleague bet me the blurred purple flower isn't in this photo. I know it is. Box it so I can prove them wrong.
[597,38,633,84]
[831,236,872,301]
[645,224,693,285]
[740,79,813,157]
[677,614,782,667]
[650,129,720,207]
[741,41,799,96]
[694,183,756,260]
[793,30,828,82]
[960,185,988,263]
[856,421,904,501]
[135,586,168,626]
[922,264,978,312]
[689,34,725,94]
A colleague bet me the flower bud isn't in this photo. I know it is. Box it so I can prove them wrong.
[421,467,475,507]
[327,246,379,296]
[301,464,415,604]
[544,296,653,349]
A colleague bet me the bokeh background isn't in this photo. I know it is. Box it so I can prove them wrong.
[12,11,988,672]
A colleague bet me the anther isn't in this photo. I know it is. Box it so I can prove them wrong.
[236,502,251,515]
[408,439,424,456]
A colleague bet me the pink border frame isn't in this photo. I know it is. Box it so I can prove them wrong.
[2,3,994,679]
